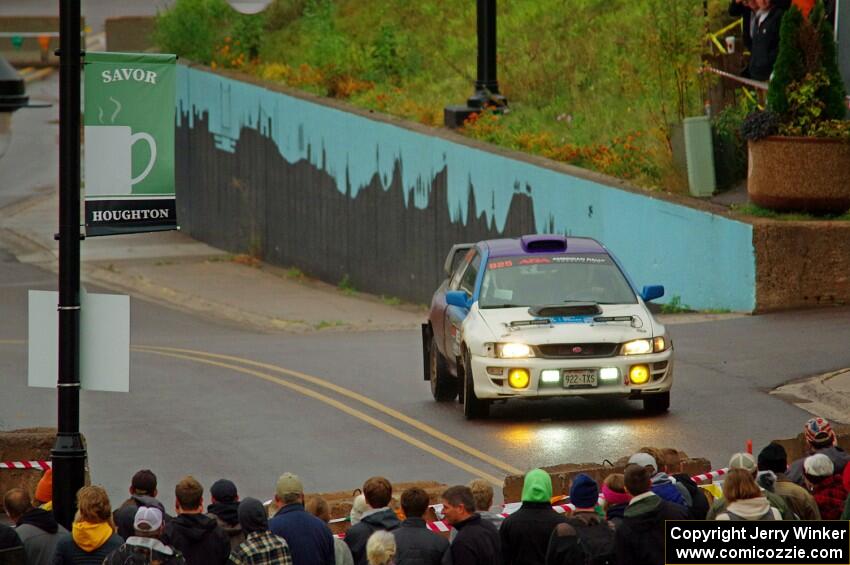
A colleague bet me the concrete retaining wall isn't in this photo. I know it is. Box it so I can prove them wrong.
[175,64,757,311]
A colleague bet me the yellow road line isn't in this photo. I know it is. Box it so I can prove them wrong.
[137,345,523,476]
[138,347,505,486]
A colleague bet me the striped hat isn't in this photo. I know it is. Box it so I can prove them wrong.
[804,417,835,447]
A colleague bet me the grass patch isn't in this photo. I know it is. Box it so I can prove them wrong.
[286,266,306,279]
[381,295,402,306]
[314,319,347,330]
[338,274,356,295]
[232,254,262,268]
[731,203,850,222]
[660,295,692,314]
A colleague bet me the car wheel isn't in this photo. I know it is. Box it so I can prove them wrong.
[430,336,457,402]
[462,352,489,420]
[643,391,670,414]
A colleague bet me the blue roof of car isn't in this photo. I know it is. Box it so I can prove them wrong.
[483,236,607,258]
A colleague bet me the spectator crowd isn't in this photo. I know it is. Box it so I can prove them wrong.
[0,417,848,565]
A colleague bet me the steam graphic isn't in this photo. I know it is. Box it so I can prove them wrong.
[97,97,122,124]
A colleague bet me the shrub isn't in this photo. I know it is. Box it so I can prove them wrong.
[766,2,847,131]
[154,0,231,64]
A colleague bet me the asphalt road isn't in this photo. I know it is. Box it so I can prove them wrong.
[3,246,850,510]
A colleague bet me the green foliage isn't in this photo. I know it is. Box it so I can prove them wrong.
[338,274,356,295]
[767,2,847,132]
[731,203,850,221]
[713,97,757,185]
[660,295,692,314]
[153,0,231,63]
[265,0,308,31]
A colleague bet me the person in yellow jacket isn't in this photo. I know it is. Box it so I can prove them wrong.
[53,485,123,564]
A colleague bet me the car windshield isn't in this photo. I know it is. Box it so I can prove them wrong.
[478,254,637,308]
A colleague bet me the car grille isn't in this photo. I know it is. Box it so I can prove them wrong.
[536,343,619,359]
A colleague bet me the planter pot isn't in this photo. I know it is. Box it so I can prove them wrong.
[748,136,850,214]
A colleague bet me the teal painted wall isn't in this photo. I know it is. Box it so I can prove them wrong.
[177,65,756,311]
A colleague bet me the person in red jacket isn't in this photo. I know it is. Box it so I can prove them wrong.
[803,454,849,520]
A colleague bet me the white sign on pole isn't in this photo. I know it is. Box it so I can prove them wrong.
[28,289,130,392]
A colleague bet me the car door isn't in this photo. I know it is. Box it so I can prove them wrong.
[430,245,474,359]
[444,250,481,365]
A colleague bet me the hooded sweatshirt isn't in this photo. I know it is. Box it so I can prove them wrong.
[500,469,565,565]
[103,536,186,564]
[716,497,781,521]
[165,513,230,565]
[53,521,123,565]
[345,507,401,565]
[15,507,68,565]
[614,493,688,565]
[114,495,170,542]
[207,501,245,550]
[650,473,690,508]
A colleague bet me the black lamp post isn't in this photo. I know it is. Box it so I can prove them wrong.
[53,0,86,530]
[444,0,507,129]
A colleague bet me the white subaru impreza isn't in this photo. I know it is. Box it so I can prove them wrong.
[422,234,673,419]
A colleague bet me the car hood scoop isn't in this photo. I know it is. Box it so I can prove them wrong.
[528,303,602,318]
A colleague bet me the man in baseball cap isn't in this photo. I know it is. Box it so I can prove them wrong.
[103,506,185,564]
[268,473,335,565]
[786,417,850,485]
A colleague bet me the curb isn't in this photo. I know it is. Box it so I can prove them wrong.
[771,368,850,425]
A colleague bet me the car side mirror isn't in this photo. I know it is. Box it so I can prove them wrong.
[446,290,470,309]
[641,285,665,302]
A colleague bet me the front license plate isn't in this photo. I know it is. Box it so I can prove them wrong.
[562,369,598,388]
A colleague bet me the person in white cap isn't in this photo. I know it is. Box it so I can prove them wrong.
[706,453,792,520]
[104,506,185,564]
[803,453,848,520]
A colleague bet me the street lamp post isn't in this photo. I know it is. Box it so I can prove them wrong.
[53,0,86,530]
[444,0,507,128]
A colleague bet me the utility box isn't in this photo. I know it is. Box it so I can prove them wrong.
[683,115,717,197]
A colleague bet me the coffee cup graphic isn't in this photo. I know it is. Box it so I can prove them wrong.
[84,125,157,196]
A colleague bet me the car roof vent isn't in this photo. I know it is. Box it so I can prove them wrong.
[520,234,567,253]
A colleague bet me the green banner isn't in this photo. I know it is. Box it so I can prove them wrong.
[84,52,177,236]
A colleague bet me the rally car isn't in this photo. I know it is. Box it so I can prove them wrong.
[421,234,673,419]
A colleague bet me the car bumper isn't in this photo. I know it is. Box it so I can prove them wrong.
[468,349,673,400]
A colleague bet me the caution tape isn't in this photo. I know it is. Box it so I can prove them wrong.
[691,467,729,484]
[0,460,52,471]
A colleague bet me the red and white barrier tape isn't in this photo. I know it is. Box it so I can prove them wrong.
[0,461,51,471]
[691,467,728,484]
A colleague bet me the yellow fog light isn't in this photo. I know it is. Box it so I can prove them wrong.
[508,369,530,389]
[629,364,650,385]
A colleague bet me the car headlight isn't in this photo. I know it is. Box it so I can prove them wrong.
[621,339,653,355]
[493,342,535,358]
[621,336,669,355]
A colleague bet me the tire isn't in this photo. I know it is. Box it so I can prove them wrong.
[430,336,457,402]
[643,391,670,413]
[462,352,489,420]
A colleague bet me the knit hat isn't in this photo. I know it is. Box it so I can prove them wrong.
[804,417,835,448]
[133,506,163,532]
[238,497,268,534]
[601,484,632,507]
[35,469,53,503]
[729,452,757,472]
[804,453,834,477]
[569,474,599,509]
[628,453,657,474]
[210,479,238,503]
[757,443,787,474]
